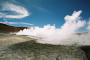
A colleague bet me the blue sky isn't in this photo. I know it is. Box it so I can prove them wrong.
[0,0,90,28]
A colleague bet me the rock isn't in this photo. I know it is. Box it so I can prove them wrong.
[0,41,87,60]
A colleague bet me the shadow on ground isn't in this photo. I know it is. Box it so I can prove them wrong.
[0,40,88,60]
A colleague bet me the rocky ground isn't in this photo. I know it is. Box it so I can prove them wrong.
[0,33,89,60]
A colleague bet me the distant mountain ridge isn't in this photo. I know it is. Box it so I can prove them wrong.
[0,23,27,33]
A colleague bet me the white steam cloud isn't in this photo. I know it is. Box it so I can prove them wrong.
[87,19,90,31]
[0,2,29,19]
[16,10,87,45]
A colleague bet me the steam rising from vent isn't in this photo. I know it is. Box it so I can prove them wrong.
[16,11,87,45]
[87,19,90,31]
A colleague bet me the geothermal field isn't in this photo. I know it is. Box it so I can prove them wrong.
[0,32,90,60]
[0,0,90,60]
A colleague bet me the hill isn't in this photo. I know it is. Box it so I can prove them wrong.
[0,23,27,33]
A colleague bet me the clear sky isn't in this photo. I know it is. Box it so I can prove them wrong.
[0,0,90,28]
